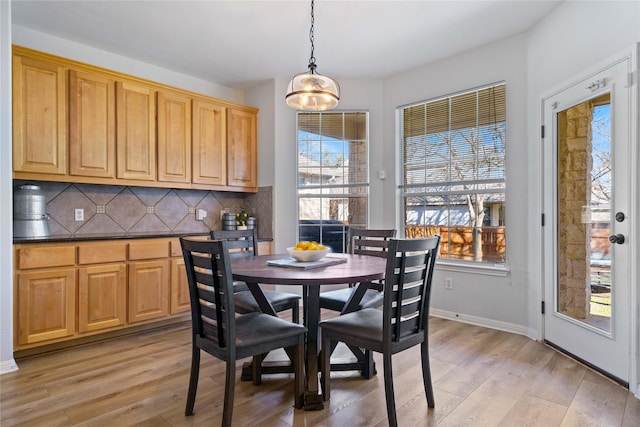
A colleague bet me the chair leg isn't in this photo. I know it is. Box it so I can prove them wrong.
[421,341,435,408]
[320,332,331,401]
[383,352,397,427]
[185,344,200,416]
[293,338,305,409]
[292,302,300,324]
[362,349,375,379]
[222,360,236,427]
[252,353,264,386]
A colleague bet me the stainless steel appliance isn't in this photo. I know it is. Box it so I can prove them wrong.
[14,184,50,238]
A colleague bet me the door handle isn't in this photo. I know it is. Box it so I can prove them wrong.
[608,234,625,244]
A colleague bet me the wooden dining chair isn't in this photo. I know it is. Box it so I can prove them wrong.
[211,229,301,323]
[318,228,396,313]
[320,236,441,427]
[180,237,306,427]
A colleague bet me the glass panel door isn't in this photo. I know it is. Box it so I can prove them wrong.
[556,94,611,332]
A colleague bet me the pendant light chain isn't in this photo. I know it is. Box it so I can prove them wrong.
[308,0,316,70]
[285,0,340,110]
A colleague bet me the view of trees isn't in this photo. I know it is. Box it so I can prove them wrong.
[402,84,506,263]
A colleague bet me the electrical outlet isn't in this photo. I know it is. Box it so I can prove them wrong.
[196,209,207,221]
[75,208,84,222]
[445,278,453,290]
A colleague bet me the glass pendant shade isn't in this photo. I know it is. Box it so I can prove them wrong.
[285,67,340,111]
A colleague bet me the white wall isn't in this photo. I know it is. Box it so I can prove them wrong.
[246,1,640,336]
[246,80,276,188]
[525,0,640,391]
[247,77,385,254]
[1,18,243,373]
[4,1,638,372]
[12,25,244,104]
[382,33,530,332]
[0,0,17,374]
[526,0,640,339]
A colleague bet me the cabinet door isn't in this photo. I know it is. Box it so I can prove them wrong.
[69,70,116,178]
[116,81,156,181]
[128,259,169,323]
[12,54,67,175]
[158,91,191,183]
[78,263,127,333]
[170,258,190,314]
[17,268,76,345]
[257,240,272,255]
[227,108,257,188]
[192,99,226,186]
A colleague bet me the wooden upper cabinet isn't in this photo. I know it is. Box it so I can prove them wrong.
[192,99,226,186]
[157,91,192,183]
[12,47,259,192]
[116,81,156,181]
[227,107,257,189]
[12,54,67,175]
[69,70,116,178]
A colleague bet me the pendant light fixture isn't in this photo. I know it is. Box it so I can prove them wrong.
[285,0,340,111]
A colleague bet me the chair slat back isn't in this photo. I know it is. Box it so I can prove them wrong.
[383,236,441,343]
[349,228,397,258]
[347,228,397,289]
[180,237,235,351]
[211,228,258,259]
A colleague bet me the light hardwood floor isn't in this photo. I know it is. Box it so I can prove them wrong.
[2,316,640,426]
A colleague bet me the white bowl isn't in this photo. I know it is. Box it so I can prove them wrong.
[287,247,330,262]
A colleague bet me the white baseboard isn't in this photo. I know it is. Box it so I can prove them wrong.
[0,358,18,375]
[430,308,530,338]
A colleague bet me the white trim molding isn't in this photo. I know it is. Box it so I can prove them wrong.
[430,308,530,338]
[0,359,19,375]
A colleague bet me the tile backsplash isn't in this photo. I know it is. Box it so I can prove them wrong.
[14,181,273,239]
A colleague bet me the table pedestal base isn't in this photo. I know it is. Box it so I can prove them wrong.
[303,392,324,410]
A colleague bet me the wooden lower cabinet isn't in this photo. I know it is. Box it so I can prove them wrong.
[78,263,127,333]
[14,236,270,351]
[14,237,188,352]
[170,258,190,315]
[128,259,170,323]
[16,268,76,345]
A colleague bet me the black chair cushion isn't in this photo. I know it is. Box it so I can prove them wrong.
[319,308,383,344]
[233,312,307,358]
[319,288,384,312]
[234,290,301,314]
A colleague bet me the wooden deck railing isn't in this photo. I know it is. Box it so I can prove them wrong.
[405,225,506,263]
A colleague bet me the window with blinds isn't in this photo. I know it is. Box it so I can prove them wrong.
[400,83,506,264]
[297,112,369,253]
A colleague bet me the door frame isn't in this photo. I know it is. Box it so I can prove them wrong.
[538,44,639,396]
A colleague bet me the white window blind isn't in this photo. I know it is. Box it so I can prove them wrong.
[400,83,506,264]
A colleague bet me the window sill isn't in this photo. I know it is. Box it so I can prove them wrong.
[435,260,510,277]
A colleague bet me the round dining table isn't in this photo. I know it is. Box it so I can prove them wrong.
[231,253,387,410]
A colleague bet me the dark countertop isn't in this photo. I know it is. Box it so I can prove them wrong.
[14,232,273,244]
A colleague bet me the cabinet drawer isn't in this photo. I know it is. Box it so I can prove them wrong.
[129,240,169,260]
[17,245,76,269]
[169,238,182,257]
[78,242,127,264]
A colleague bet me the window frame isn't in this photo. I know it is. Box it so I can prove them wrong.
[398,82,508,270]
[296,111,370,254]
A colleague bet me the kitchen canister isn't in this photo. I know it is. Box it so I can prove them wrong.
[13,184,51,237]
[222,212,236,230]
[247,217,256,230]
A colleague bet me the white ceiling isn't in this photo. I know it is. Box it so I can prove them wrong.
[11,0,562,90]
